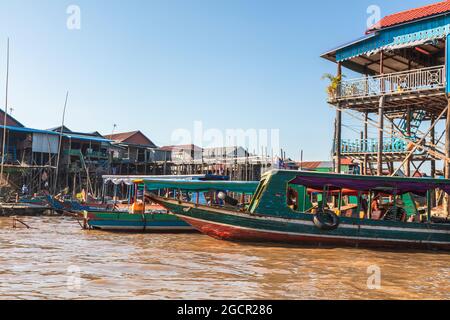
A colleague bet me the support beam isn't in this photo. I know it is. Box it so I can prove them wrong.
[446,99,450,217]
[363,112,368,175]
[377,96,384,176]
[335,62,342,174]
[406,107,411,177]
[431,114,436,178]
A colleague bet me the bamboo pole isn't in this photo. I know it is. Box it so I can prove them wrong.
[335,62,342,174]
[0,38,10,189]
[53,91,69,195]
[377,96,384,176]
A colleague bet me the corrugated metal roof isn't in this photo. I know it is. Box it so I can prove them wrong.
[105,130,157,148]
[160,144,203,152]
[368,0,450,32]
[0,125,60,135]
[298,161,322,170]
[105,131,139,142]
[64,133,112,143]
[1,125,112,143]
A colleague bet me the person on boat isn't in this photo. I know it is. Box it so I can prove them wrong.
[360,195,369,217]
[287,187,298,211]
[370,194,384,220]
[21,184,29,196]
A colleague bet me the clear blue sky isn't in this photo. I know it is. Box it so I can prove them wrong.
[0,0,437,161]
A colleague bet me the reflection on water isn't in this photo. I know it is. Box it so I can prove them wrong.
[0,217,449,300]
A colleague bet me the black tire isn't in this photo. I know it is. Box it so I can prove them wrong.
[382,207,406,222]
[313,210,340,231]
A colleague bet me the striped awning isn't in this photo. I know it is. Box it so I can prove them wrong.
[334,15,450,62]
[366,38,434,57]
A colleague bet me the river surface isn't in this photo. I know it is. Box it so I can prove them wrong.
[0,217,448,300]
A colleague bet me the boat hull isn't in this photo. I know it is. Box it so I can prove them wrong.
[0,203,51,216]
[84,211,197,233]
[152,197,450,251]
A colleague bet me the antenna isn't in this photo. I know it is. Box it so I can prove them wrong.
[0,38,10,189]
[112,124,117,135]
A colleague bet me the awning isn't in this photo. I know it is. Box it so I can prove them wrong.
[140,179,259,194]
[102,174,230,185]
[335,21,449,62]
[103,175,206,186]
[366,38,432,57]
[290,172,450,197]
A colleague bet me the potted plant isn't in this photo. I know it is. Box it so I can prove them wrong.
[322,73,345,99]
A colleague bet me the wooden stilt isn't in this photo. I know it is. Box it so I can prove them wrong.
[335,62,342,174]
[405,107,411,177]
[363,111,368,175]
[446,99,450,217]
[377,96,384,176]
[431,114,436,178]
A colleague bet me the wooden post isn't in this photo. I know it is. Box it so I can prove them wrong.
[363,111,368,175]
[379,51,385,93]
[405,107,411,177]
[431,115,436,178]
[377,51,385,177]
[377,96,384,176]
[335,62,342,174]
[446,99,450,217]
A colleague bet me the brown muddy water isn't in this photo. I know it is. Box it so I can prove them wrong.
[0,216,448,300]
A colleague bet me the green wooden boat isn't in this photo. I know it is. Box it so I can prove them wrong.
[148,170,450,251]
[84,179,259,233]
[83,210,196,233]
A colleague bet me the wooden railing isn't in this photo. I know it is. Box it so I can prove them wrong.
[331,65,445,100]
[340,138,407,154]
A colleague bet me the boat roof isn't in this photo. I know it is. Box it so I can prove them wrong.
[268,170,450,196]
[102,174,229,185]
[138,179,259,194]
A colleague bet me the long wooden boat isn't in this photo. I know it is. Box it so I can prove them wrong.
[0,202,51,216]
[148,170,450,251]
[83,177,259,233]
[82,209,195,233]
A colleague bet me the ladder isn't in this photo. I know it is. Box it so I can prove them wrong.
[398,110,426,141]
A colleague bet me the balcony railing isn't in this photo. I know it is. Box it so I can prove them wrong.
[331,65,445,100]
[340,138,408,154]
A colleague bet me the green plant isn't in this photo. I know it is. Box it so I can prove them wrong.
[322,73,345,98]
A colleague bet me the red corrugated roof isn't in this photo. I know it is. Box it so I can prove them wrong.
[298,161,322,170]
[340,158,354,165]
[105,131,139,142]
[368,1,450,32]
[298,159,354,170]
[105,130,157,148]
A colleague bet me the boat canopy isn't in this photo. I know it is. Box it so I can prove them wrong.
[289,171,450,197]
[138,179,259,194]
[103,174,229,185]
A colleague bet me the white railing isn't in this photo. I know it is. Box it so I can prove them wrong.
[332,65,445,100]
